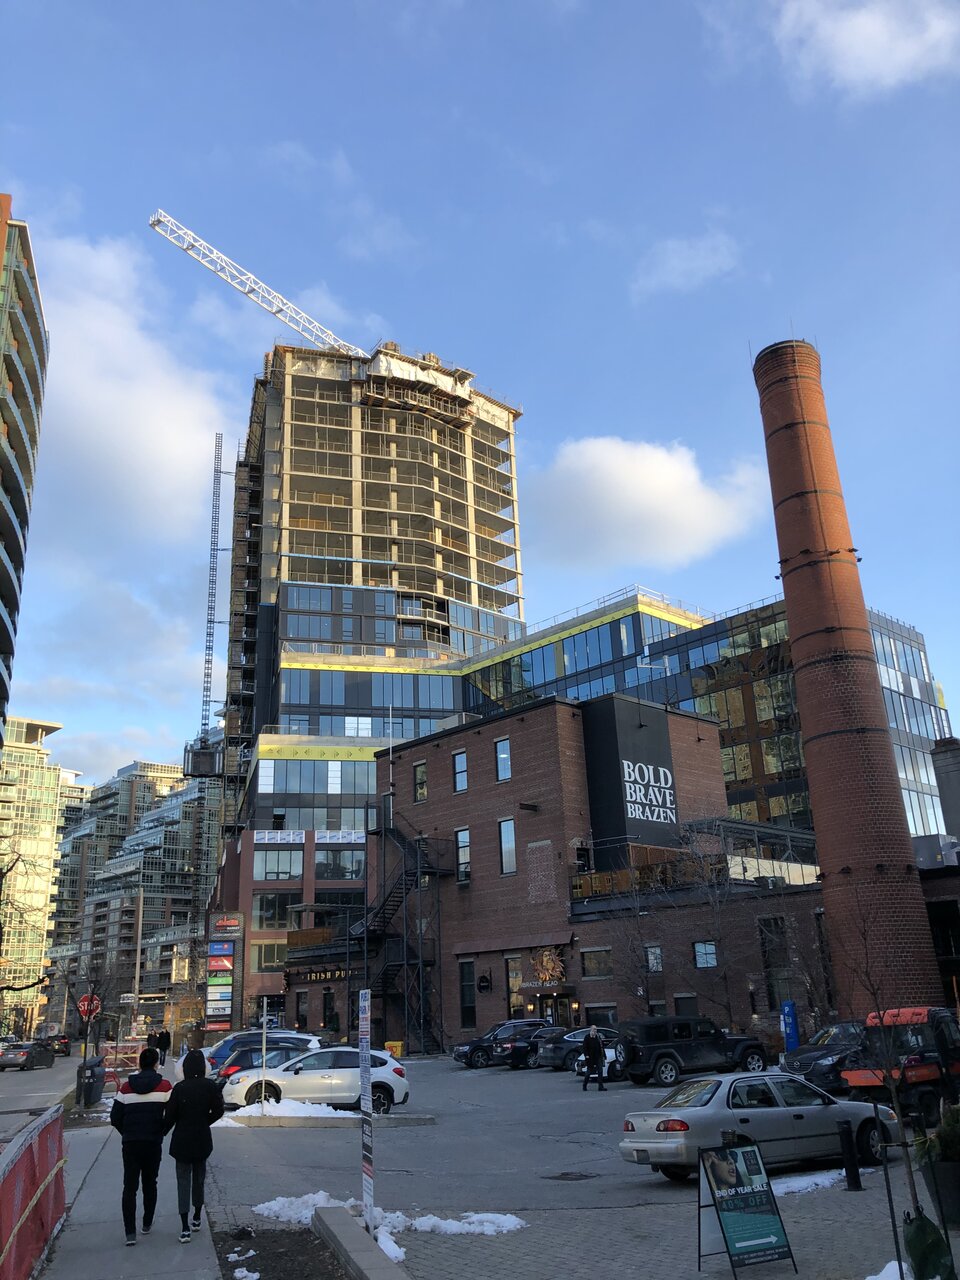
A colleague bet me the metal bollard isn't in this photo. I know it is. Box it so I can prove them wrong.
[837,1118,863,1191]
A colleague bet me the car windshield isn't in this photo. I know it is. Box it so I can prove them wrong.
[864,1023,934,1059]
[809,1025,855,1047]
[655,1079,721,1109]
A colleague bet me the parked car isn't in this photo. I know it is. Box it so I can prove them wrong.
[574,1042,628,1082]
[537,1026,622,1072]
[618,1072,896,1181]
[490,1025,570,1069]
[0,1040,56,1070]
[175,1030,324,1080]
[216,1044,311,1087]
[619,1017,767,1087]
[50,1033,72,1057]
[453,1020,548,1069]
[780,1021,864,1094]
[221,1046,409,1113]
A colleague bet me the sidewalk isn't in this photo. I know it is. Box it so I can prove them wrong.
[43,1124,221,1280]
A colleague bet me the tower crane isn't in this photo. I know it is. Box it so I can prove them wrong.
[148,209,368,358]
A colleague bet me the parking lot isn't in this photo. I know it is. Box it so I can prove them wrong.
[200,1055,939,1279]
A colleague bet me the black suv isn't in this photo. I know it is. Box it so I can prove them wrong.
[620,1016,766,1087]
[453,1020,548,1069]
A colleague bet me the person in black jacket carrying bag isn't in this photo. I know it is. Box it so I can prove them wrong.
[163,1048,224,1242]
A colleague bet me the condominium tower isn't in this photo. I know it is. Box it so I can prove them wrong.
[0,195,47,744]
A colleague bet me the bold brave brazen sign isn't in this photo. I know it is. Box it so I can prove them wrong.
[622,760,676,825]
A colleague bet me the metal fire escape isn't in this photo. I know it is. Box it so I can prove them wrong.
[349,808,453,1054]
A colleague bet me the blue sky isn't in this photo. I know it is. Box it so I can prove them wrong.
[3,0,958,783]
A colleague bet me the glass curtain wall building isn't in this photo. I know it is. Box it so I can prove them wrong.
[464,594,950,844]
[0,195,47,743]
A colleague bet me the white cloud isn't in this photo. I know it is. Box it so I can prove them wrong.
[263,139,317,179]
[630,230,740,300]
[771,0,960,92]
[523,437,767,572]
[10,229,236,781]
[707,0,960,93]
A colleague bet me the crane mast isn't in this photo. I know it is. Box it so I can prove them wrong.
[148,209,368,358]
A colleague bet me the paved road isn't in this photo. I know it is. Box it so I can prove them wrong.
[199,1057,940,1280]
[0,1048,77,1140]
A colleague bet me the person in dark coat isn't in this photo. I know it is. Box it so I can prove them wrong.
[156,1027,171,1066]
[146,1031,158,1050]
[163,1048,224,1242]
[582,1025,607,1092]
[110,1046,172,1244]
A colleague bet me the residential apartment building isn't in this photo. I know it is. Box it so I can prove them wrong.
[0,196,46,745]
[0,717,87,1037]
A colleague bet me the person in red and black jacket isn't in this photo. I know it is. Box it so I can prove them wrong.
[110,1046,172,1245]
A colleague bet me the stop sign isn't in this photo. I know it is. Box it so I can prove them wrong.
[77,993,102,1020]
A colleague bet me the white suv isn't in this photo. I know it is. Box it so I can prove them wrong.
[221,1046,409,1113]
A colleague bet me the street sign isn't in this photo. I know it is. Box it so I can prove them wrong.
[77,993,101,1020]
[358,988,374,1235]
[119,993,136,1005]
[780,1000,800,1053]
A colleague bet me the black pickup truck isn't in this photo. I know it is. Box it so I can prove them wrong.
[619,1016,767,1087]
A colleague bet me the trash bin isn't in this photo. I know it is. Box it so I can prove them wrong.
[76,1055,106,1107]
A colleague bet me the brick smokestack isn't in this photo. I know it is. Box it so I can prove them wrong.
[753,340,940,1016]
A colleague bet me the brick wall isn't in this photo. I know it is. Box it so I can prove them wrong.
[754,340,940,1013]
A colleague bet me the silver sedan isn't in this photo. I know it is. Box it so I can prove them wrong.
[619,1071,896,1182]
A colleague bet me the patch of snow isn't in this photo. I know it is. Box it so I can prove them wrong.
[376,1228,406,1262]
[214,1117,246,1128]
[772,1169,846,1195]
[232,1099,344,1118]
[253,1189,347,1226]
[233,1269,259,1280]
[865,1264,914,1280]
[227,1249,256,1262]
[253,1186,527,1263]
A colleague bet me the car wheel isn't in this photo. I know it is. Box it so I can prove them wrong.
[563,1049,579,1072]
[527,1048,539,1069]
[244,1082,280,1106]
[660,1165,693,1182]
[742,1050,766,1073]
[653,1058,680,1087]
[918,1092,941,1129]
[857,1119,885,1165]
[372,1086,392,1115]
[469,1048,491,1069]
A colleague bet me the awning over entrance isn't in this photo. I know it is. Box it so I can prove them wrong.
[452,931,574,955]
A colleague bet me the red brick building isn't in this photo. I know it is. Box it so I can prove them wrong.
[282,693,834,1049]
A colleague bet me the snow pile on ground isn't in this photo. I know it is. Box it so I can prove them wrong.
[233,1268,259,1280]
[772,1169,845,1195]
[865,1263,913,1280]
[253,1188,527,1263]
[227,1249,256,1262]
[214,1116,246,1128]
[231,1099,343,1118]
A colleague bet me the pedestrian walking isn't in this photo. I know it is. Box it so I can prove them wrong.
[164,1048,224,1242]
[582,1025,607,1092]
[156,1027,171,1066]
[110,1046,172,1245]
[146,1030,158,1051]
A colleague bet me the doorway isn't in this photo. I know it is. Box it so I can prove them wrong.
[538,995,572,1027]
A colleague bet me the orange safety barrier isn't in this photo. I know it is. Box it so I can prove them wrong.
[0,1105,66,1280]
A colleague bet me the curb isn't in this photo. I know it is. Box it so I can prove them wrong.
[311,1206,411,1280]
[230,1113,435,1128]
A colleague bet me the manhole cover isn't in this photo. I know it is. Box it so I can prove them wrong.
[544,1171,597,1181]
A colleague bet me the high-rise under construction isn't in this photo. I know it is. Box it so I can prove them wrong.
[223,339,522,835]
